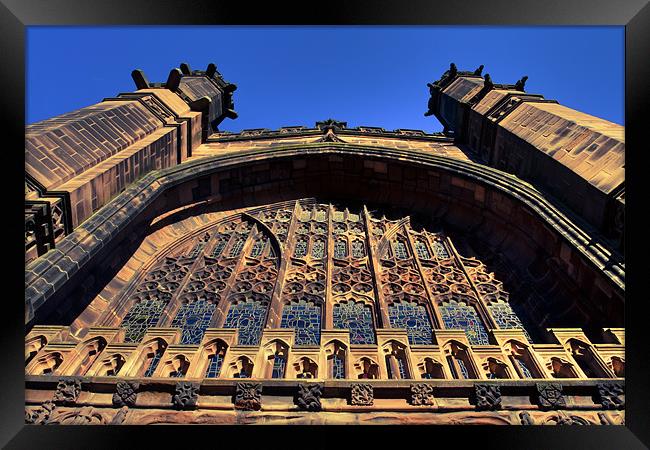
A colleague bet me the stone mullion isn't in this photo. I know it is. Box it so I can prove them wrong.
[211,222,260,328]
[324,204,335,329]
[157,234,215,328]
[264,201,302,329]
[362,206,390,329]
[403,229,443,328]
[445,237,498,331]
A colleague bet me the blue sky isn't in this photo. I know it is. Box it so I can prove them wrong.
[26,26,624,132]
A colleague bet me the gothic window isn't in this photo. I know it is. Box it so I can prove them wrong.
[121,292,172,343]
[205,341,228,378]
[487,300,532,342]
[223,298,268,346]
[171,298,217,345]
[333,301,376,344]
[393,240,409,259]
[439,297,490,346]
[211,236,229,258]
[514,357,534,379]
[229,236,246,257]
[445,342,476,379]
[250,237,267,258]
[388,301,433,345]
[415,240,431,260]
[384,342,410,379]
[280,299,322,346]
[351,240,365,258]
[505,340,538,379]
[568,339,611,378]
[311,239,325,259]
[432,239,450,259]
[272,353,287,378]
[187,240,207,259]
[334,239,348,259]
[143,341,167,377]
[294,238,308,258]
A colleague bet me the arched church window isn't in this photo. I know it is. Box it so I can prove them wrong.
[334,239,348,259]
[415,240,431,260]
[487,299,532,342]
[351,240,365,258]
[229,236,246,257]
[388,300,433,345]
[143,340,167,377]
[311,239,325,259]
[432,239,450,259]
[439,297,490,345]
[210,236,230,258]
[280,299,322,346]
[171,296,217,345]
[294,238,308,258]
[384,341,410,379]
[327,341,347,379]
[205,340,228,378]
[223,297,269,346]
[121,291,172,343]
[393,240,409,260]
[250,237,267,258]
[333,301,376,344]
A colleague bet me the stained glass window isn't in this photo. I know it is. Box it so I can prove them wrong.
[205,353,224,378]
[332,354,345,379]
[271,354,287,378]
[187,241,207,259]
[388,301,433,345]
[488,300,532,342]
[170,300,216,345]
[439,299,490,345]
[223,298,268,346]
[334,240,347,259]
[393,241,409,259]
[143,347,164,377]
[433,240,450,259]
[211,238,229,258]
[315,210,327,222]
[333,301,376,344]
[415,240,431,259]
[121,294,171,343]
[229,237,246,257]
[311,240,325,259]
[351,240,365,258]
[250,237,266,258]
[456,357,469,378]
[280,300,321,346]
[333,211,344,222]
[294,239,308,258]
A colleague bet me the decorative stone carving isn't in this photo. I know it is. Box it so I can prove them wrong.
[110,406,130,425]
[234,382,262,411]
[350,383,373,406]
[596,383,624,410]
[172,381,200,410]
[52,406,107,425]
[474,384,501,411]
[112,381,139,408]
[25,401,55,425]
[296,383,323,412]
[536,383,566,409]
[519,411,534,425]
[409,383,435,406]
[53,378,82,405]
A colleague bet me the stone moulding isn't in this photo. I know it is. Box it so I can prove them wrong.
[25,143,624,326]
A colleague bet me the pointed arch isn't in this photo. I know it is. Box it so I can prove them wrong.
[28,351,64,375]
[382,340,411,379]
[324,339,347,379]
[25,335,47,366]
[566,338,612,378]
[70,336,108,376]
[443,340,477,379]
[354,357,380,380]
[418,357,446,379]
[227,355,254,378]
[294,357,318,379]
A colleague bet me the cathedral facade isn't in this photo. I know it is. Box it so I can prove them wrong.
[24,62,625,425]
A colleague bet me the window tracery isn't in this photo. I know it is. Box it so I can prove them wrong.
[205,341,228,378]
[280,299,322,346]
[439,296,490,346]
[333,300,376,345]
[388,301,433,345]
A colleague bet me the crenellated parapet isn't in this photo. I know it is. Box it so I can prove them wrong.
[424,64,624,247]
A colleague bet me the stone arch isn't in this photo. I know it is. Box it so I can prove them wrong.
[25,335,47,366]
[324,339,347,379]
[68,336,108,376]
[262,339,290,379]
[354,356,380,380]
[547,356,579,379]
[293,357,318,379]
[503,339,541,379]
[161,354,191,377]
[443,340,478,379]
[566,338,613,378]
[483,357,511,379]
[203,338,229,378]
[418,357,446,379]
[227,355,254,379]
[610,356,625,377]
[135,337,168,378]
[27,351,64,375]
[93,353,127,377]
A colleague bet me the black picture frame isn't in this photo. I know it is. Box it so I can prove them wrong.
[2,0,648,448]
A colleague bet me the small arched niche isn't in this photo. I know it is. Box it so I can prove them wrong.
[354,357,380,380]
[228,356,254,378]
[25,335,47,366]
[484,357,511,379]
[28,352,64,375]
[567,339,612,378]
[547,357,579,379]
[137,338,168,378]
[294,357,318,379]
[95,353,126,377]
[70,336,108,376]
[419,357,445,379]
[164,354,191,378]
[263,340,289,379]
[324,340,347,379]
[504,339,540,379]
[444,341,477,379]
[204,339,229,378]
[383,340,411,379]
